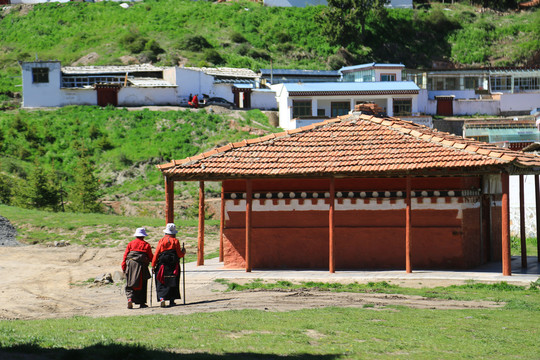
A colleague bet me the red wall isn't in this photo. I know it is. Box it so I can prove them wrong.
[222,177,485,270]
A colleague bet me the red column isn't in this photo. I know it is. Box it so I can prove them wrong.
[406,176,412,273]
[329,177,335,273]
[502,172,511,276]
[536,175,540,263]
[219,184,225,263]
[197,181,205,266]
[165,177,174,224]
[519,175,527,268]
[245,179,253,272]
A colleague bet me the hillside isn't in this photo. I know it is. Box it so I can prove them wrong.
[1,1,539,106]
[0,106,278,216]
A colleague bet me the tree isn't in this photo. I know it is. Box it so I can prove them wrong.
[68,156,102,214]
[318,0,388,47]
[12,162,60,211]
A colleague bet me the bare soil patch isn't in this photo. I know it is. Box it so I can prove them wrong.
[0,242,503,320]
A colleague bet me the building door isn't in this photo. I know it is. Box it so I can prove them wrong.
[436,96,454,116]
[96,85,120,107]
[232,87,252,108]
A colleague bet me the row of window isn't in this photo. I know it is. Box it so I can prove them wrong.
[292,99,412,118]
[491,76,540,91]
[62,76,125,88]
[342,70,397,83]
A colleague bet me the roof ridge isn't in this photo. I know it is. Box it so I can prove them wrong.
[358,114,523,163]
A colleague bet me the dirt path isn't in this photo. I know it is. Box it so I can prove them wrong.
[0,244,504,321]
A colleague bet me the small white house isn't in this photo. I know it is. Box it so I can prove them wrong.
[271,81,420,129]
[21,61,176,108]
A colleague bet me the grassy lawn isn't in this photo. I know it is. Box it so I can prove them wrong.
[0,303,538,359]
[0,205,219,262]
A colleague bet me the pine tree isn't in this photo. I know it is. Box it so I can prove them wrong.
[12,162,60,211]
[68,156,102,213]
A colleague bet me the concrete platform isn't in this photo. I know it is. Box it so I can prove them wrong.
[184,256,540,286]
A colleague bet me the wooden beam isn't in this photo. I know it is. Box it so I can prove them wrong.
[406,176,412,273]
[519,175,527,268]
[245,179,253,272]
[219,184,225,263]
[501,172,511,276]
[165,177,174,224]
[197,181,205,266]
[536,175,540,263]
[329,177,335,273]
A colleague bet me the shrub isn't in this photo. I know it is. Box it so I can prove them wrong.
[178,35,212,52]
[204,49,224,65]
[230,31,247,44]
[120,33,147,54]
[248,48,271,61]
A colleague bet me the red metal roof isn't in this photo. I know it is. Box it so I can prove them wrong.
[158,114,540,180]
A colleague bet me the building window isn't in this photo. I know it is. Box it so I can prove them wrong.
[32,68,49,83]
[490,76,512,91]
[445,77,458,90]
[514,77,540,91]
[380,74,396,82]
[317,109,326,117]
[331,102,350,117]
[464,77,479,90]
[292,100,311,118]
[393,99,412,116]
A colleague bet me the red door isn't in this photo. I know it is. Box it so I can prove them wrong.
[436,97,454,116]
[96,85,120,107]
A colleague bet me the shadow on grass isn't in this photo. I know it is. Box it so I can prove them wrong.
[0,343,342,360]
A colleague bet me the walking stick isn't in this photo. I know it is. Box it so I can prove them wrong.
[150,270,153,307]
[182,242,186,305]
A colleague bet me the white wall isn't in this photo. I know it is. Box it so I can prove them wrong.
[454,99,499,116]
[21,62,62,108]
[251,90,277,110]
[500,93,540,114]
[175,68,214,99]
[374,69,402,81]
[428,90,476,100]
[509,175,538,238]
[119,87,177,106]
[60,89,96,106]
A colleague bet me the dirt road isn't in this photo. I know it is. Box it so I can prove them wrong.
[0,244,504,321]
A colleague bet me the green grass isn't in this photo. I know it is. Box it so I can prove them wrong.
[0,204,219,248]
[511,236,538,257]
[217,279,540,311]
[0,306,538,359]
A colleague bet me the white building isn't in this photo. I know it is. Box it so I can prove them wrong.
[21,61,176,108]
[271,63,422,129]
[20,61,277,109]
[405,67,540,117]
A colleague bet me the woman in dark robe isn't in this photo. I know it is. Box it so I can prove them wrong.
[121,227,153,309]
[152,223,185,307]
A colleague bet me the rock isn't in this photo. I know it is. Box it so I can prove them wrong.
[71,52,100,66]
[0,216,20,247]
[54,240,68,247]
[94,273,113,284]
[112,271,125,282]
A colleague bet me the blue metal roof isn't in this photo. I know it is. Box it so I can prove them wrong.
[281,81,419,93]
[339,63,405,72]
[260,69,340,77]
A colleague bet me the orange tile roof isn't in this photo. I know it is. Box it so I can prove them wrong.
[157,114,540,180]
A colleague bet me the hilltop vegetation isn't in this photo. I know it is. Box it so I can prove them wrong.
[0,0,539,101]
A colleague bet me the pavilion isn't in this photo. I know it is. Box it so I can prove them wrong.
[157,112,540,275]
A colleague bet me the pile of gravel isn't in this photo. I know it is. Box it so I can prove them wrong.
[0,215,20,246]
